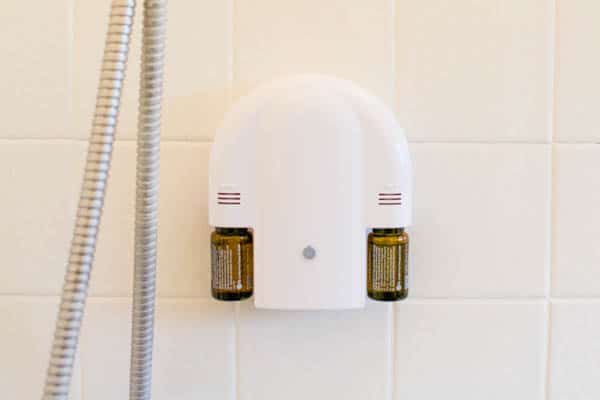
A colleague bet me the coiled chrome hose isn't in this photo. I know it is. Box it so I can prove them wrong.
[41,1,136,398]
[129,1,166,399]
[41,1,167,399]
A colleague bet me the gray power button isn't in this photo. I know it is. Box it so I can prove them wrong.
[302,246,316,260]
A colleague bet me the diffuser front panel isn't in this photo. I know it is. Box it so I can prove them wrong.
[253,85,365,309]
[209,75,412,310]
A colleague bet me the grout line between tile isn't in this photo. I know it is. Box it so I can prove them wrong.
[67,0,75,145]
[548,145,557,297]
[544,2,558,397]
[551,0,559,143]
[0,294,213,303]
[228,0,235,105]
[234,302,241,400]
[550,297,600,304]
[401,298,548,305]
[550,0,558,144]
[3,293,600,302]
[543,303,553,400]
[390,0,397,112]
[544,142,555,380]
[0,294,61,301]
[0,137,215,143]
[407,141,554,145]
[388,303,396,400]
[3,137,595,145]
[542,0,558,400]
[553,140,600,145]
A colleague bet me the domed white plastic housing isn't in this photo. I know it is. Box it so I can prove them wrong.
[209,75,412,310]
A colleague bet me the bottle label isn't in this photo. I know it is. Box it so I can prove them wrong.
[369,242,408,292]
[211,240,253,291]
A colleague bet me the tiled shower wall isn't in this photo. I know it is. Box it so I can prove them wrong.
[1,0,598,399]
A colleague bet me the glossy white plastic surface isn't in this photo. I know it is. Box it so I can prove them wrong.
[209,75,412,309]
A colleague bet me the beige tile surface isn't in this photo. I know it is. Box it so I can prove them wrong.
[238,300,392,400]
[410,144,550,297]
[549,301,600,400]
[0,1,70,138]
[1,1,598,399]
[73,0,231,140]
[0,140,85,295]
[234,0,395,105]
[552,145,600,296]
[0,297,82,399]
[396,0,553,142]
[395,301,546,400]
[555,0,600,142]
[81,298,235,400]
[91,141,212,297]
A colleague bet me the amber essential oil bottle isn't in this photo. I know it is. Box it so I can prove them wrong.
[211,227,253,301]
[367,228,409,301]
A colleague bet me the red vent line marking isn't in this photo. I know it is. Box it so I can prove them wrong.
[218,192,240,195]
[379,193,402,196]
[378,197,401,200]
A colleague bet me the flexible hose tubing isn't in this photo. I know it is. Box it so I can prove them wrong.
[41,1,166,399]
[130,1,166,399]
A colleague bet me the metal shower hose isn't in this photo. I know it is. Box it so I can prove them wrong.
[41,1,167,399]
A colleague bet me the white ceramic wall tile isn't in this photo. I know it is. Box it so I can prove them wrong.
[553,145,600,296]
[410,144,550,298]
[238,301,392,400]
[549,302,600,400]
[81,298,235,400]
[396,0,553,142]
[73,0,231,140]
[555,0,600,142]
[0,140,86,295]
[80,299,131,400]
[0,297,82,399]
[91,142,212,297]
[395,301,546,400]
[0,1,70,138]
[2,1,599,398]
[234,0,395,105]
